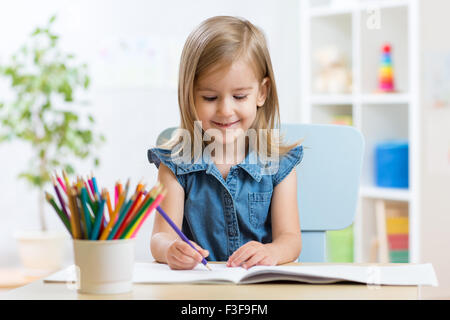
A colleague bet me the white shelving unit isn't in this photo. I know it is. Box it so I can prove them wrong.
[300,0,419,263]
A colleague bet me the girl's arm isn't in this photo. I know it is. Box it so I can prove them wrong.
[150,163,208,269]
[266,167,302,263]
[227,168,302,268]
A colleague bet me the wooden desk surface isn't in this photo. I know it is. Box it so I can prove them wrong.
[1,262,421,300]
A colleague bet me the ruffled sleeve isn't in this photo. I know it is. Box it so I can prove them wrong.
[272,145,304,187]
[147,147,186,189]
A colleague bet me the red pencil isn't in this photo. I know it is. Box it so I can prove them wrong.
[113,190,144,239]
[55,175,67,193]
[51,175,70,221]
[130,190,166,239]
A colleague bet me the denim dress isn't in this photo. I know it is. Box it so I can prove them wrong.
[147,144,303,261]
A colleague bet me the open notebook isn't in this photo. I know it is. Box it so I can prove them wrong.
[44,262,438,286]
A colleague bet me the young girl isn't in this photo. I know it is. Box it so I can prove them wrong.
[148,16,303,270]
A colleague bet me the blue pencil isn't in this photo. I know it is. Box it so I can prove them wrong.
[81,187,92,237]
[91,174,100,199]
[90,197,105,240]
[107,197,134,240]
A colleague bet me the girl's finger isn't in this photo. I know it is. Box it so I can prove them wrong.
[177,241,204,262]
[229,246,255,267]
[169,253,197,270]
[227,242,250,266]
[242,251,265,269]
[258,256,276,266]
[191,242,209,258]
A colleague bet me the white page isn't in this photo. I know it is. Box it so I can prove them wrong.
[240,264,438,286]
[133,263,247,284]
[44,262,438,287]
[44,263,248,284]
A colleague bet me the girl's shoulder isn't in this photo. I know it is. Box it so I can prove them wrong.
[148,147,187,189]
[147,147,174,168]
[271,145,304,187]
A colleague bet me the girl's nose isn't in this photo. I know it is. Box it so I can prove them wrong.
[217,97,234,117]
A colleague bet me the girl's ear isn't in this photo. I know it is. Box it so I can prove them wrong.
[257,77,270,108]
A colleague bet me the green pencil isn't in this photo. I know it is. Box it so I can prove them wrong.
[80,187,92,236]
[45,192,72,236]
[119,190,157,239]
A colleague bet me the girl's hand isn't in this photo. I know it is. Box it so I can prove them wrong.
[166,238,209,270]
[226,241,278,269]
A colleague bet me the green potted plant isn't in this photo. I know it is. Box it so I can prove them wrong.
[0,15,105,273]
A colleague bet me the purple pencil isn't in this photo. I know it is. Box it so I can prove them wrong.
[156,205,211,271]
[51,175,70,221]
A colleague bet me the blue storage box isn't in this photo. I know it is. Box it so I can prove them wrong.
[374,140,409,188]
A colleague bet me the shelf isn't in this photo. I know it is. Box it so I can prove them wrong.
[359,0,411,11]
[309,0,410,18]
[302,0,419,263]
[360,4,409,94]
[310,93,410,105]
[309,6,354,18]
[360,186,410,201]
[361,93,410,104]
[310,94,353,105]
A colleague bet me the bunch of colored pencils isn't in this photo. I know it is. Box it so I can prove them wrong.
[45,171,166,240]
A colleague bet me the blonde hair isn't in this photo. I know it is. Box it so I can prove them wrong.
[159,15,302,159]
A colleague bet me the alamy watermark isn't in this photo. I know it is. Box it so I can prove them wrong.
[366,6,381,30]
[168,121,281,175]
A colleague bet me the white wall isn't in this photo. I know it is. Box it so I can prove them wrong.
[0,0,301,267]
[419,0,450,300]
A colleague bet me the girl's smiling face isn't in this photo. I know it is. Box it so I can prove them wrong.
[194,58,269,147]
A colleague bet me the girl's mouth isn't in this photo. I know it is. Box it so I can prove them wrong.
[212,120,240,128]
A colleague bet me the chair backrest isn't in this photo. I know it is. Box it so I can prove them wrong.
[281,124,364,262]
[155,124,364,262]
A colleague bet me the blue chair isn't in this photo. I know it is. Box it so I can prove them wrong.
[281,124,364,262]
[155,124,364,262]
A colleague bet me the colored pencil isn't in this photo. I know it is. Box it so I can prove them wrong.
[90,194,106,240]
[99,186,126,240]
[92,173,100,198]
[88,177,97,201]
[114,182,119,207]
[45,192,72,235]
[105,189,113,222]
[120,185,162,239]
[51,175,70,222]
[107,196,135,240]
[113,190,145,239]
[76,187,87,239]
[72,186,85,239]
[62,170,71,195]
[54,172,67,193]
[129,190,166,239]
[46,173,164,241]
[155,203,211,271]
[80,187,92,237]
[67,187,81,239]
[117,182,123,202]
[118,184,160,237]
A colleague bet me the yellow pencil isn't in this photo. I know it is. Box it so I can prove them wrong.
[62,169,71,196]
[67,187,81,239]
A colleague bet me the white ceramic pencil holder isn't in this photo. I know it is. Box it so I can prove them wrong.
[73,239,135,294]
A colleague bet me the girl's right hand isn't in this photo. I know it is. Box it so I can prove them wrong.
[166,238,209,270]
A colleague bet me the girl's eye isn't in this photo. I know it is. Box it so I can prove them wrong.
[202,95,247,102]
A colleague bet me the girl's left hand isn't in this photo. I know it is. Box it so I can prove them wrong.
[226,241,277,269]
